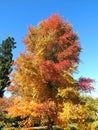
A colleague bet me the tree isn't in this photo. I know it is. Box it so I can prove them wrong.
[8,14,95,129]
[0,37,16,97]
[0,97,13,128]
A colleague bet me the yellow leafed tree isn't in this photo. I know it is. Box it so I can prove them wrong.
[7,14,95,129]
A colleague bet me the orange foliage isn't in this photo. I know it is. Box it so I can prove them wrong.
[0,97,13,114]
[7,14,94,129]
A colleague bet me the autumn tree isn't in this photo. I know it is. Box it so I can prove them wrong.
[8,14,95,129]
[0,97,13,127]
[0,37,16,97]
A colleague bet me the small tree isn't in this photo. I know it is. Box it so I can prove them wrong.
[8,14,94,129]
[0,37,16,97]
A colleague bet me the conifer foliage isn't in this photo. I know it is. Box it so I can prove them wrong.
[0,37,16,97]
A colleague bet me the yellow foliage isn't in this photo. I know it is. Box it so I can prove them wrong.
[7,14,84,129]
[58,102,72,123]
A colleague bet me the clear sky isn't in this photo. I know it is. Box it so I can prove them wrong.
[0,0,98,98]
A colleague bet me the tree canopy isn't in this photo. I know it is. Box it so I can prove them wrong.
[0,37,16,97]
[7,14,95,129]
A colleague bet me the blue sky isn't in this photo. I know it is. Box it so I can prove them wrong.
[0,0,98,98]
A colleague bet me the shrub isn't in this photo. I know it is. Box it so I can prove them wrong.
[91,121,98,130]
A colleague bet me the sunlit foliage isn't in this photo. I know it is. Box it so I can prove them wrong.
[7,14,95,129]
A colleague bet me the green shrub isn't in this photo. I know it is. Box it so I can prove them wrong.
[68,124,78,130]
[91,121,98,130]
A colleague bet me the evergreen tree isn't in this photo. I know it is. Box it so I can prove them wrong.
[0,37,16,97]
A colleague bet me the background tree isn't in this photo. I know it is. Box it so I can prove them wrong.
[8,14,95,129]
[0,37,16,97]
[0,97,13,127]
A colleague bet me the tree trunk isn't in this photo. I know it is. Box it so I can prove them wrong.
[47,117,53,130]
